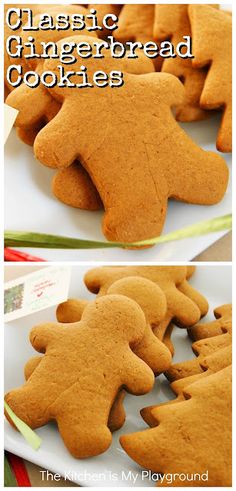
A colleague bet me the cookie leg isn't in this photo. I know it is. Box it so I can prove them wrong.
[52,163,103,211]
[170,146,228,205]
[102,194,168,243]
[108,390,126,432]
[54,392,113,458]
[5,384,50,428]
[177,280,209,317]
[57,416,112,458]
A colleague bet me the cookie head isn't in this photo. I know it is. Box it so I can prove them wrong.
[81,294,147,346]
[107,276,167,326]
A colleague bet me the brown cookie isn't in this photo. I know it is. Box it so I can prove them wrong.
[189,5,232,152]
[84,266,208,334]
[32,36,228,244]
[84,266,208,359]
[153,5,218,122]
[7,28,154,214]
[166,324,231,382]
[171,344,232,396]
[141,343,231,429]
[107,277,171,374]
[5,294,154,458]
[120,366,232,486]
[27,277,172,433]
[188,303,232,341]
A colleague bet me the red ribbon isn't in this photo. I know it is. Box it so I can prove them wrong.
[6,453,31,487]
[4,248,46,262]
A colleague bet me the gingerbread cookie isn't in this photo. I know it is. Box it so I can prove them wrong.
[153,5,218,122]
[106,277,171,374]
[189,5,232,152]
[142,343,232,428]
[6,28,155,215]
[120,366,232,486]
[188,304,232,341]
[166,323,232,382]
[171,344,232,397]
[57,275,171,367]
[32,36,228,243]
[5,295,155,458]
[84,266,208,336]
[26,277,172,433]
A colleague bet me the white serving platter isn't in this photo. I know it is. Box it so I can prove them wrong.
[4,265,232,486]
[4,112,231,262]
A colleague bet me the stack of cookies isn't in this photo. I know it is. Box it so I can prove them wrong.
[5,4,231,245]
[5,266,232,486]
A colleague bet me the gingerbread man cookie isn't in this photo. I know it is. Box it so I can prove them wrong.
[32,36,228,244]
[25,277,172,433]
[5,295,154,458]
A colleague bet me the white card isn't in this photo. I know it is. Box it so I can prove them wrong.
[4,266,71,322]
[4,103,19,144]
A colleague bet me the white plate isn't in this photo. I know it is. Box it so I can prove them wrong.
[4,265,232,487]
[5,113,231,262]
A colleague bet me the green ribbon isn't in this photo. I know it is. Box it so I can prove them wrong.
[4,214,231,249]
[4,401,42,450]
[4,454,17,487]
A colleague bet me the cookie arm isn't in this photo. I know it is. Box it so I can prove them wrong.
[84,267,111,294]
[166,286,201,327]
[34,100,79,169]
[123,355,154,395]
[56,298,88,323]
[177,280,209,317]
[24,356,42,380]
[6,62,53,127]
[29,323,62,353]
